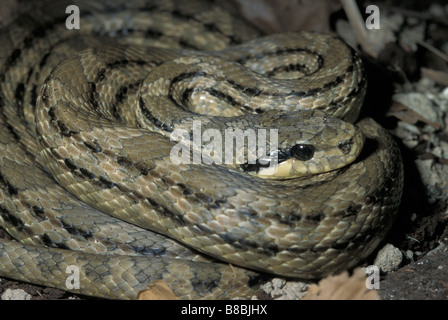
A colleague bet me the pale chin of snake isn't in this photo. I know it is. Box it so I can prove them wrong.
[0,0,403,299]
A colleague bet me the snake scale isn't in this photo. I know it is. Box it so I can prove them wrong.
[0,0,403,299]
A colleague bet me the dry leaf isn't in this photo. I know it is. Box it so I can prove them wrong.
[421,67,448,86]
[233,0,341,34]
[387,102,424,125]
[387,101,441,129]
[137,280,178,300]
[302,268,380,300]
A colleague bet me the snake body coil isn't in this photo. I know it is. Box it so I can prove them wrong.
[0,0,403,299]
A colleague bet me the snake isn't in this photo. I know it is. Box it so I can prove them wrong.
[0,0,403,299]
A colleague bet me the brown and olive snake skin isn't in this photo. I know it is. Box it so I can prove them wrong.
[0,0,403,299]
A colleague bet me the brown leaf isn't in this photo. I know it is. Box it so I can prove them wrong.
[137,280,178,300]
[421,67,448,86]
[387,101,441,129]
[302,268,380,300]
[233,0,341,34]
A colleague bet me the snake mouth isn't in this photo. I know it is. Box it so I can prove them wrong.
[239,143,309,175]
[250,159,295,178]
[240,143,317,175]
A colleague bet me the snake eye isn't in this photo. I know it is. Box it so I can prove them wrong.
[290,144,315,161]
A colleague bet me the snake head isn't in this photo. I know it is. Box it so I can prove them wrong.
[243,110,365,179]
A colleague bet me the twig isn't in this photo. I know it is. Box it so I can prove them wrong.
[340,0,377,57]
[415,39,448,63]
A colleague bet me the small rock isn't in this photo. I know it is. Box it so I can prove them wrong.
[260,278,308,300]
[374,243,403,273]
[415,159,448,203]
[273,281,309,300]
[442,87,448,99]
[441,141,448,159]
[431,140,448,159]
[1,289,32,300]
[405,250,414,261]
[416,78,436,92]
[394,121,420,148]
[429,4,446,18]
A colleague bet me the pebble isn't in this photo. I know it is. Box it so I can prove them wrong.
[415,159,448,203]
[259,278,308,300]
[374,243,403,273]
[1,288,32,300]
[394,121,420,148]
[442,87,448,99]
[405,250,414,261]
[429,4,446,17]
[432,140,448,159]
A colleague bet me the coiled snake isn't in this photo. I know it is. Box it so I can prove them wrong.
[0,0,403,299]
